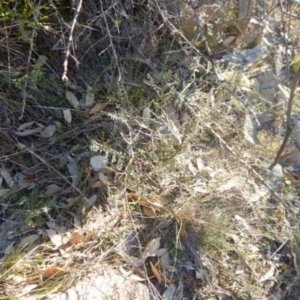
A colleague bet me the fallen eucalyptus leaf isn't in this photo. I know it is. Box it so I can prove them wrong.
[142,238,160,259]
[66,90,79,108]
[83,194,97,210]
[43,266,69,278]
[150,261,162,284]
[0,189,10,200]
[40,125,56,138]
[90,102,109,114]
[67,161,80,187]
[90,155,107,171]
[63,109,72,123]
[17,234,40,249]
[18,121,35,131]
[14,127,43,136]
[142,107,151,126]
[0,165,14,189]
[99,172,108,182]
[44,184,62,197]
[46,230,64,248]
[258,265,275,283]
[34,55,48,69]
[85,85,95,107]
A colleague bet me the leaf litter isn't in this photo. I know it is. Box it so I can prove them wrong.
[2,1,300,300]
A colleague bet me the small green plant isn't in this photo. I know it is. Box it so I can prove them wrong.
[10,188,56,227]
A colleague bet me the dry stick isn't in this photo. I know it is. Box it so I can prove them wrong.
[269,66,300,170]
[99,0,122,81]
[61,0,83,81]
[284,10,300,19]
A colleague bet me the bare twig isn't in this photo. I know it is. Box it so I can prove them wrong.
[283,10,300,19]
[99,0,122,81]
[269,66,300,169]
[61,0,83,81]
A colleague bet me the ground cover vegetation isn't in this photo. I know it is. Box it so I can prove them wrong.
[1,0,300,299]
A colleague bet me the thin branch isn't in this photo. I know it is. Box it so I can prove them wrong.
[283,10,300,19]
[99,0,122,81]
[269,66,300,169]
[61,0,83,81]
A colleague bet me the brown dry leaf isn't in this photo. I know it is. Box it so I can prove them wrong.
[149,262,176,284]
[127,193,156,216]
[148,195,167,210]
[279,147,300,168]
[162,276,177,284]
[173,214,187,238]
[66,90,79,108]
[127,193,170,215]
[84,165,91,174]
[74,111,90,119]
[90,102,109,114]
[150,261,162,284]
[58,232,92,250]
[65,196,81,207]
[283,170,299,187]
[224,35,237,46]
[91,180,105,189]
[87,114,103,122]
[127,193,147,203]
[43,266,69,278]
[175,215,187,238]
[141,205,157,217]
[178,222,187,238]
[87,175,99,190]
